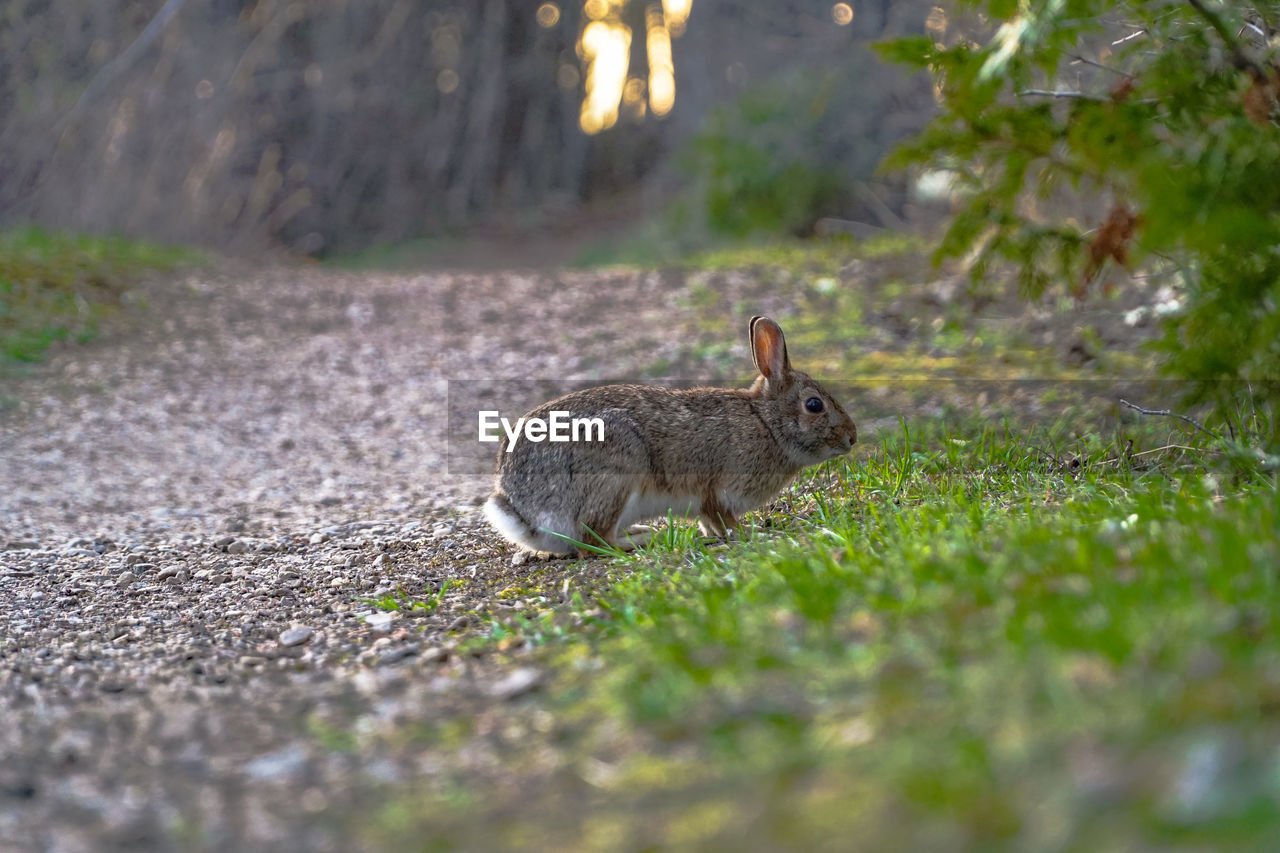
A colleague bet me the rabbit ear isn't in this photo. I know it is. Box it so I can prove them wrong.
[749,316,790,381]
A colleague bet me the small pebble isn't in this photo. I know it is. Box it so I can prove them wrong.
[279,626,313,647]
[420,646,449,664]
[377,644,419,665]
[488,667,542,700]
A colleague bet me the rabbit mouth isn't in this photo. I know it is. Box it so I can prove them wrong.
[826,437,855,459]
[792,442,851,467]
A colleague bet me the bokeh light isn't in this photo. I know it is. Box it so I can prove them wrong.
[537,3,561,28]
[663,0,693,37]
[832,3,853,26]
[557,63,581,90]
[623,76,647,119]
[925,6,948,38]
[646,5,675,117]
[575,0,689,133]
[578,6,631,134]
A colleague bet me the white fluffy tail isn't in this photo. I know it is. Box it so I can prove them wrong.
[483,493,575,554]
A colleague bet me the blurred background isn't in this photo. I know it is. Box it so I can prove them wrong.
[1,0,938,258]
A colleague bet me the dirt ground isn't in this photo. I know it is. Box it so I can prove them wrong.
[0,259,705,850]
[0,251,1170,850]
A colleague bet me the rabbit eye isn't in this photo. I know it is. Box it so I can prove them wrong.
[804,397,824,413]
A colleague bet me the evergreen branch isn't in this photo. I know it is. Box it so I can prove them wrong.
[1069,54,1129,76]
[1186,0,1268,79]
[1017,89,1110,100]
[1016,89,1157,104]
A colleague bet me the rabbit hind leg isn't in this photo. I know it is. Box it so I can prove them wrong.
[576,487,631,557]
[698,492,739,539]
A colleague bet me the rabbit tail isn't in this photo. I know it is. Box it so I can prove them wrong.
[483,491,575,554]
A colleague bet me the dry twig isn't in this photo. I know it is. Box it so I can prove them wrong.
[1119,398,1221,441]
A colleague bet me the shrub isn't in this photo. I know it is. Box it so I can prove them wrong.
[684,50,933,237]
[879,1,1280,443]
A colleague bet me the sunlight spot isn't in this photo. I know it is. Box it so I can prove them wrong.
[925,6,948,37]
[646,5,676,117]
[623,76,646,105]
[623,76,647,119]
[662,0,692,37]
[832,3,853,26]
[578,12,631,133]
[979,0,1067,82]
[537,2,561,27]
[576,0,689,132]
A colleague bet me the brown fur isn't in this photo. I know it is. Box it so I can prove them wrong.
[484,317,857,555]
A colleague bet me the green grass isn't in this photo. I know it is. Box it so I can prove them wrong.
[358,417,1280,850]
[628,231,1154,393]
[681,231,926,273]
[0,226,196,363]
[361,581,452,616]
[571,226,926,273]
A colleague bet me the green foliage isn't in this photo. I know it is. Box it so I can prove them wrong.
[877,1,1280,437]
[683,50,930,238]
[361,581,451,615]
[362,419,1280,849]
[687,81,845,237]
[0,227,195,363]
[681,232,925,273]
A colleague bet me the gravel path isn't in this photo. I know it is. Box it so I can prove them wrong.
[0,257,1162,850]
[0,262,699,852]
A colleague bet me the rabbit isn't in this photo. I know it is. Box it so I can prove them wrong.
[483,316,857,556]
